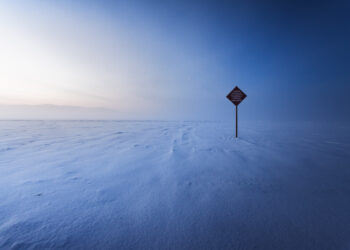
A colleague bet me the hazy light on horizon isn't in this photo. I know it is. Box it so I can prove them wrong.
[0,1,165,112]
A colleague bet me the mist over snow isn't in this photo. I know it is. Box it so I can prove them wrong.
[0,104,123,120]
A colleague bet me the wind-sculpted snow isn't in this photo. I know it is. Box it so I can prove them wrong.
[0,121,350,249]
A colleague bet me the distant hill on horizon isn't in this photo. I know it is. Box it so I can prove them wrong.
[0,104,123,120]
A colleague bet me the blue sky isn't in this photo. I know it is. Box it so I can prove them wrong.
[0,0,349,121]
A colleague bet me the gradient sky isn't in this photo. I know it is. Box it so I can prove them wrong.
[0,0,349,121]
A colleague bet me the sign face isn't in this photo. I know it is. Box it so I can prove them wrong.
[226,86,247,106]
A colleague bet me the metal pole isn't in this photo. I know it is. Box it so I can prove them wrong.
[235,105,238,138]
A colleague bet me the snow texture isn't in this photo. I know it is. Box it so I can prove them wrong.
[0,121,350,249]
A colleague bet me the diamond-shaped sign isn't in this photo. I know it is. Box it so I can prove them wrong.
[226,86,247,106]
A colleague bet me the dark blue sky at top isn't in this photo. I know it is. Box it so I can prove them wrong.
[9,0,349,121]
[85,0,350,121]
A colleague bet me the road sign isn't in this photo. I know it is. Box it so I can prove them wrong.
[226,86,247,138]
[226,86,247,106]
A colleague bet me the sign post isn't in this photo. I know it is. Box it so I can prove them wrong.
[226,86,247,138]
[236,105,238,137]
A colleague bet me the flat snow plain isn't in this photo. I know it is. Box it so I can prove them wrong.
[0,121,350,249]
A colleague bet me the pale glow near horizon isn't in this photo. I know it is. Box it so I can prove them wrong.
[0,2,173,113]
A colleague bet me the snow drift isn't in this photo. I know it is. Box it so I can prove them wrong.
[0,121,349,249]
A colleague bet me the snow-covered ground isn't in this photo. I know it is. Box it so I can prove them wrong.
[0,120,350,249]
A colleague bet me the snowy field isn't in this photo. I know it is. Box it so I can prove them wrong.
[0,120,350,250]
